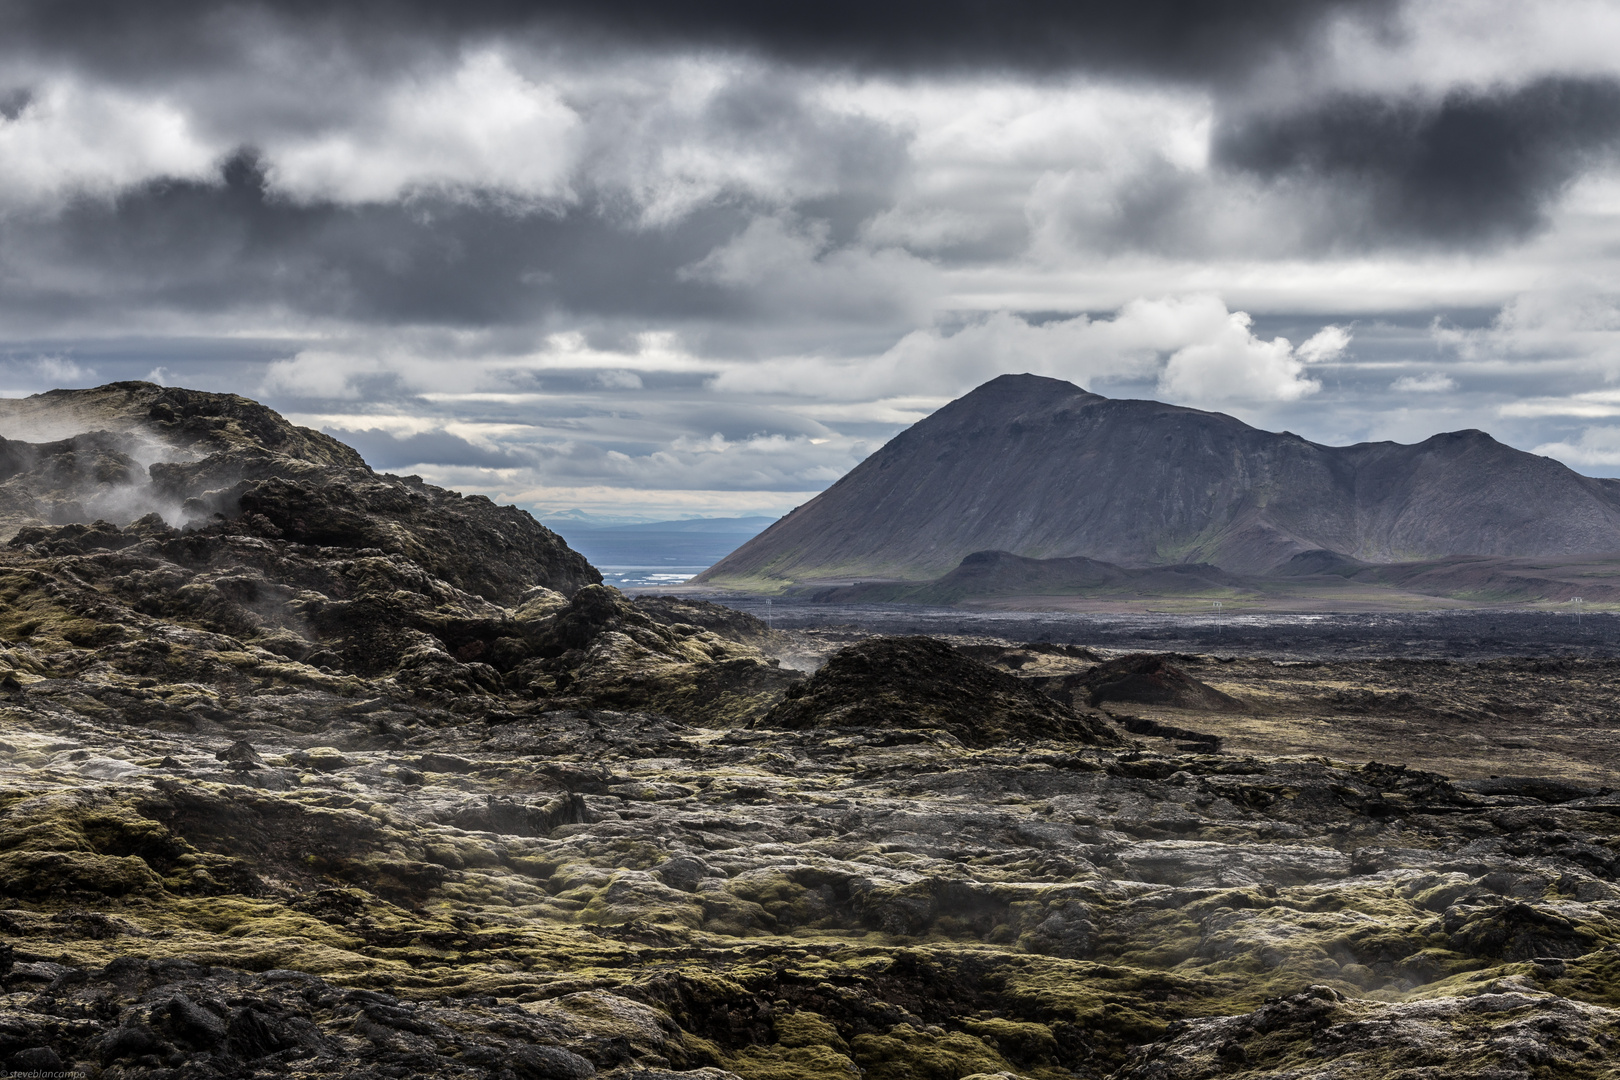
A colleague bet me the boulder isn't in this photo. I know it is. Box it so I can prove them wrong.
[758,636,1121,747]
[1080,654,1244,711]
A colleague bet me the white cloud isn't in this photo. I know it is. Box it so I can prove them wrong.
[1533,425,1620,466]
[260,327,717,405]
[1310,0,1620,99]
[582,57,901,228]
[1501,389,1620,418]
[711,294,1334,406]
[265,50,582,206]
[833,77,1211,255]
[0,78,216,212]
[261,350,388,399]
[1298,325,1352,364]
[1391,373,1458,393]
[595,369,644,389]
[1436,286,1620,417]
[1159,310,1320,403]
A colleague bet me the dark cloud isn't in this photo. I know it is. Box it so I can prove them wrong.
[2,152,753,328]
[1216,77,1620,245]
[0,86,30,120]
[0,55,914,336]
[1,0,1394,80]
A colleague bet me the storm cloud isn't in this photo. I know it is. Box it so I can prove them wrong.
[1,0,1396,78]
[1,0,1619,517]
[1216,76,1620,245]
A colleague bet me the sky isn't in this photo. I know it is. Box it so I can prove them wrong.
[3,0,1620,521]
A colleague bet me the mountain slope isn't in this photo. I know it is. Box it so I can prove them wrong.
[699,373,1620,584]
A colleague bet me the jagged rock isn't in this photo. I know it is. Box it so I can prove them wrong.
[0,382,599,601]
[1114,985,1620,1079]
[758,635,1122,746]
[512,584,802,723]
[98,1020,170,1063]
[513,1044,598,1078]
[1444,901,1602,960]
[215,740,263,771]
[219,473,599,604]
[154,992,227,1050]
[1078,653,1244,710]
[632,595,785,648]
[224,1005,307,1059]
[9,1047,63,1071]
[2,382,362,468]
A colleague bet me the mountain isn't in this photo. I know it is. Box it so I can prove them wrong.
[539,508,658,527]
[698,373,1620,586]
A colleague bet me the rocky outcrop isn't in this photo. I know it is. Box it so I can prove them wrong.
[632,596,786,649]
[212,473,598,605]
[505,584,801,723]
[1,518,790,722]
[757,635,1123,746]
[0,382,363,465]
[1078,653,1246,711]
[0,383,805,731]
[1114,985,1620,1079]
[700,373,1620,584]
[0,381,598,600]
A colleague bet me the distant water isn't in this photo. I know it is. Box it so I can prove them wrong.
[552,517,770,588]
[597,565,711,589]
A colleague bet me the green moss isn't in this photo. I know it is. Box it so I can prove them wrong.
[728,1043,861,1079]
[0,793,197,898]
[959,1018,1058,1066]
[850,1026,1016,1080]
[1546,949,1620,1008]
[0,572,113,650]
[676,1033,728,1071]
[727,869,837,928]
[0,848,163,896]
[775,1010,850,1053]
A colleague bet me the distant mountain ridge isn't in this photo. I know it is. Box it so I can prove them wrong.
[699,374,1620,586]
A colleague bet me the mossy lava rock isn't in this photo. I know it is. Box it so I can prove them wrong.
[758,635,1121,747]
[1082,653,1243,711]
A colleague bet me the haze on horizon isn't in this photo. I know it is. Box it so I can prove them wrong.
[2,0,1620,521]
